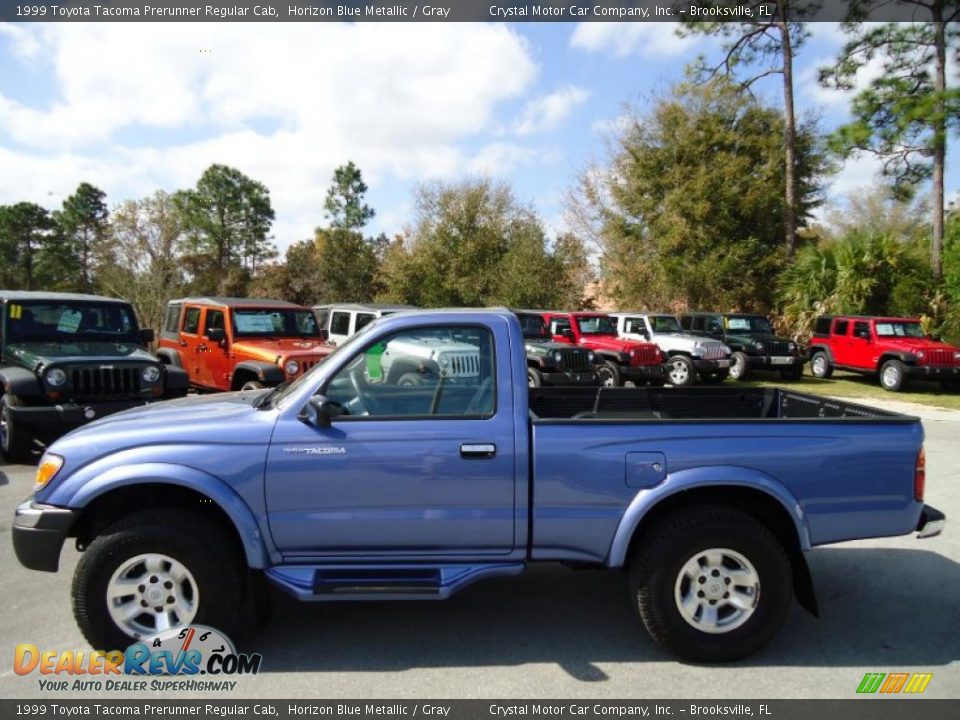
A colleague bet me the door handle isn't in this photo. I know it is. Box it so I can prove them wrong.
[460,443,496,459]
[179,340,188,347]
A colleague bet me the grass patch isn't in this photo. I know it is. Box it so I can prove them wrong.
[738,370,960,411]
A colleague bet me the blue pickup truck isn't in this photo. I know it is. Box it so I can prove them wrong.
[12,309,945,662]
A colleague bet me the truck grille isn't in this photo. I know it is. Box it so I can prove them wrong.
[70,366,142,398]
[700,343,728,360]
[559,348,591,372]
[296,358,322,375]
[922,349,955,367]
[761,341,793,356]
[443,352,479,377]
[632,346,661,365]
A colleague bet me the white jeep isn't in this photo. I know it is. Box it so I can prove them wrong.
[611,313,731,387]
[379,330,482,386]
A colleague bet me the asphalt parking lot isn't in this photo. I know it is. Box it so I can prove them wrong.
[1,397,957,700]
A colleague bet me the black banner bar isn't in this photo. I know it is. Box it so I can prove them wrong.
[0,1,948,23]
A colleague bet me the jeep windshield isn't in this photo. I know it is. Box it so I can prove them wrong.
[650,315,683,334]
[875,321,926,338]
[725,315,774,335]
[517,313,549,341]
[5,301,141,344]
[232,308,321,338]
[576,316,618,336]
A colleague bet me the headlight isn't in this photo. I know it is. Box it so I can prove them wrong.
[45,368,67,387]
[284,359,300,375]
[35,454,64,491]
[629,349,637,358]
[954,351,960,361]
[553,351,563,363]
[755,341,764,351]
[916,351,925,360]
[788,342,797,352]
[587,351,596,363]
[141,366,161,383]
[440,356,450,366]
[692,341,703,356]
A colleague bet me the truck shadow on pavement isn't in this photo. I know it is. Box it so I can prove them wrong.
[249,547,959,677]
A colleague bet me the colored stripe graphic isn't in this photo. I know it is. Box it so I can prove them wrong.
[903,674,933,694]
[857,673,885,694]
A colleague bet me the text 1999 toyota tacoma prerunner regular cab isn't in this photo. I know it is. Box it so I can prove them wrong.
[12,309,946,661]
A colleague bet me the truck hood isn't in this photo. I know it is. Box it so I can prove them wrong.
[525,340,585,353]
[581,335,655,352]
[881,337,960,354]
[6,341,157,370]
[232,338,332,363]
[653,333,728,352]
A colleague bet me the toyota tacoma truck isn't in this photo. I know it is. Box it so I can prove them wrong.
[611,313,731,387]
[807,315,960,392]
[0,291,188,462]
[515,311,600,387]
[540,311,664,387]
[12,309,945,662]
[157,297,334,392]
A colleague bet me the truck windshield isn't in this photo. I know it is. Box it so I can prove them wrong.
[5,301,141,344]
[875,321,926,338]
[650,315,682,334]
[232,309,321,338]
[576,316,617,336]
[725,316,774,335]
[517,314,548,340]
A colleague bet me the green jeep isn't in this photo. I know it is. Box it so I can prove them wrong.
[0,292,189,462]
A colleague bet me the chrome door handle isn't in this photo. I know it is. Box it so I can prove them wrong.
[460,443,496,459]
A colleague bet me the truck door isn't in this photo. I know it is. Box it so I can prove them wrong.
[265,319,517,559]
[831,319,851,365]
[848,320,872,367]
[178,305,204,386]
[198,308,231,390]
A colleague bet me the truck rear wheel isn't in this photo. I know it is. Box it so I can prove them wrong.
[728,352,750,381]
[629,506,792,662]
[810,351,833,379]
[72,510,245,650]
[879,359,907,392]
[666,356,695,387]
[0,395,34,463]
[596,361,621,388]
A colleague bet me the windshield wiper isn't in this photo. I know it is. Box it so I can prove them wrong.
[255,380,289,409]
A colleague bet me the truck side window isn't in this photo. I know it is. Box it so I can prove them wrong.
[324,325,496,419]
[355,313,376,332]
[834,320,848,336]
[182,307,201,335]
[163,304,181,338]
[330,312,351,336]
[550,318,571,336]
[706,316,723,335]
[853,321,870,340]
[204,310,225,336]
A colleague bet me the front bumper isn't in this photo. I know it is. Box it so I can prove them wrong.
[693,357,732,372]
[745,355,806,370]
[916,505,945,539]
[621,364,666,383]
[12,500,79,572]
[541,370,600,386]
[7,399,153,432]
[906,365,960,381]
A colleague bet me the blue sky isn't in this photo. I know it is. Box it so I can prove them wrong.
[0,22,957,253]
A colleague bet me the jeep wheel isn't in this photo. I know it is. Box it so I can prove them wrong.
[879,359,907,392]
[629,506,792,662]
[0,395,34,463]
[72,510,245,650]
[728,352,750,381]
[810,351,833,379]
[240,380,264,391]
[596,361,621,388]
[778,366,803,382]
[397,372,427,386]
[666,356,695,387]
[527,368,543,388]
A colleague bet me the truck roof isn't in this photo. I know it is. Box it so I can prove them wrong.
[314,303,416,312]
[167,296,308,309]
[682,311,767,318]
[817,314,921,323]
[0,290,131,305]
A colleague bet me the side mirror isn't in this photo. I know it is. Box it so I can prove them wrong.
[141,328,155,343]
[298,395,344,428]
[856,330,871,341]
[206,327,226,343]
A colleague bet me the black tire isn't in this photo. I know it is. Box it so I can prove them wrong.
[397,372,427,386]
[701,370,729,385]
[629,505,793,663]
[879,359,907,392]
[527,367,543,388]
[778,366,804,382]
[240,380,264,391]
[666,355,696,387]
[596,361,622,388]
[810,351,833,379]
[0,395,34,463]
[728,352,750,381]
[72,509,245,650]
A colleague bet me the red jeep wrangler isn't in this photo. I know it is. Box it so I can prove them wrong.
[540,311,664,387]
[157,297,334,391]
[807,315,960,392]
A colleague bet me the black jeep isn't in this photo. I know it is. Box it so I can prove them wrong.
[680,312,806,381]
[0,292,189,462]
[514,311,600,387]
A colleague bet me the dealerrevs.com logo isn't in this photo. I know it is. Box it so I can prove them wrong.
[14,625,262,692]
[856,672,933,695]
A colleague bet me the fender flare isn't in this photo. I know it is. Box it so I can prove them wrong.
[878,351,917,366]
[67,463,273,568]
[233,360,284,387]
[605,465,810,569]
[0,365,43,398]
[155,348,182,367]
[808,344,835,364]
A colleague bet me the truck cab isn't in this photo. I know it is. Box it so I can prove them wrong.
[807,315,960,392]
[611,312,731,387]
[314,303,415,346]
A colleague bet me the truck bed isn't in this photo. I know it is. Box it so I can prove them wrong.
[528,386,912,423]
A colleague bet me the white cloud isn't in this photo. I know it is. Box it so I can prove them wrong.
[0,23,538,249]
[570,22,698,58]
[591,113,633,136]
[466,142,543,176]
[513,86,589,136]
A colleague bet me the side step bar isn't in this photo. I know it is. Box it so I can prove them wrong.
[265,563,524,601]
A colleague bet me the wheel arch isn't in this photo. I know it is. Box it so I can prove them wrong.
[808,344,834,363]
[155,348,182,367]
[231,360,283,390]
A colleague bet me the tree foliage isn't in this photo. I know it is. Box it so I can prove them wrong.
[324,161,375,230]
[576,78,825,312]
[0,202,60,290]
[55,182,109,293]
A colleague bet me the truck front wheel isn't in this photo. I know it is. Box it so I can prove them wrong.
[629,506,792,662]
[596,361,621,387]
[879,359,907,392]
[527,368,543,388]
[728,352,750,381]
[810,351,833,379]
[72,510,245,650]
[0,395,34,463]
[666,356,695,387]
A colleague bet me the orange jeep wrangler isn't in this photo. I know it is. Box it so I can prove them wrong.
[157,297,333,391]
